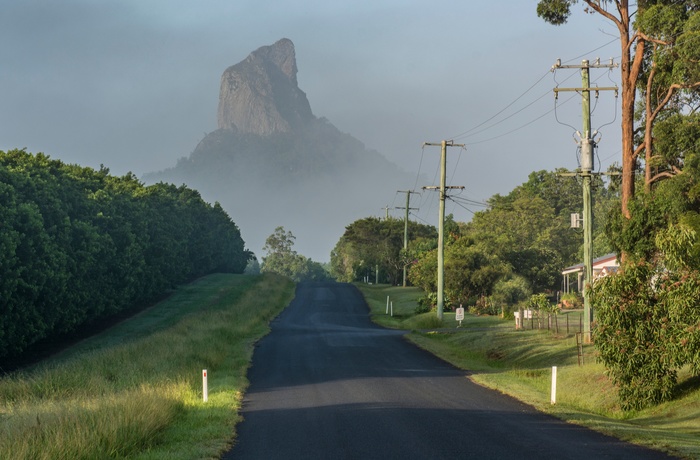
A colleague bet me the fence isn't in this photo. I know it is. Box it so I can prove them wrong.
[516,310,584,335]
[515,310,597,365]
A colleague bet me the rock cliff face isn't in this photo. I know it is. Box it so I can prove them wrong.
[145,39,414,262]
[217,38,314,135]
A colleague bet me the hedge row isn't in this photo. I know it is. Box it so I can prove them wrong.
[0,149,251,363]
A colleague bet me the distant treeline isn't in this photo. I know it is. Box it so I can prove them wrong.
[0,149,251,363]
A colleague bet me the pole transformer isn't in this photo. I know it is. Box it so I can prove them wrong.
[422,140,465,320]
[553,58,617,343]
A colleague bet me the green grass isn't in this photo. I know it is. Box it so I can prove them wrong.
[0,273,295,460]
[4,277,698,458]
[356,283,700,459]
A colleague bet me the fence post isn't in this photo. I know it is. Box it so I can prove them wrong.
[579,312,583,333]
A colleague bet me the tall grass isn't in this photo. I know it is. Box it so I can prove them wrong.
[0,273,295,460]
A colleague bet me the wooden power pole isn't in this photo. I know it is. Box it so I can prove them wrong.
[423,140,464,320]
[553,58,617,343]
[396,190,419,287]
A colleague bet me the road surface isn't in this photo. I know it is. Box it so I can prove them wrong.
[223,282,674,459]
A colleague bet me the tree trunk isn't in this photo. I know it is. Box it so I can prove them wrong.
[617,13,644,221]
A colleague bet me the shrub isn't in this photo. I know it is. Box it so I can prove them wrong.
[560,292,582,309]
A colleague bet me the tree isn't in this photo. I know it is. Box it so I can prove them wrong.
[636,4,700,190]
[330,217,436,284]
[443,238,507,305]
[0,149,251,362]
[537,1,700,221]
[537,0,644,219]
[464,194,567,292]
[594,155,700,409]
[261,226,330,282]
[491,275,532,312]
[408,236,507,309]
[261,227,299,278]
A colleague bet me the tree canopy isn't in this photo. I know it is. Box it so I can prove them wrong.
[0,149,251,362]
[330,216,437,285]
[537,0,700,221]
[261,226,331,282]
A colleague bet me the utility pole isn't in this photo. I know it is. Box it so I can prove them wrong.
[553,58,617,343]
[396,190,419,287]
[381,205,390,220]
[422,140,465,320]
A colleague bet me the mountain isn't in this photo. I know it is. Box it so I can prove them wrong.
[144,38,416,262]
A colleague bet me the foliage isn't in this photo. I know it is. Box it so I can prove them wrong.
[593,215,700,410]
[592,262,677,410]
[537,0,700,225]
[415,291,451,311]
[470,296,498,316]
[408,236,506,309]
[536,0,576,26]
[244,257,261,275]
[462,170,614,292]
[560,292,582,309]
[635,4,700,190]
[443,237,508,305]
[0,149,251,363]
[414,302,432,315]
[261,226,331,282]
[491,275,532,312]
[330,216,436,284]
[402,169,616,317]
[527,293,556,313]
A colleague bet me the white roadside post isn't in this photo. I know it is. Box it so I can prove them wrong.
[386,296,390,314]
[203,369,209,402]
[551,366,557,405]
[390,301,393,317]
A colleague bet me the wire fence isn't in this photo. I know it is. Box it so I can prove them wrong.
[515,310,597,365]
[518,310,584,335]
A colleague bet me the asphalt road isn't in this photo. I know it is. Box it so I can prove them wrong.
[223,282,675,459]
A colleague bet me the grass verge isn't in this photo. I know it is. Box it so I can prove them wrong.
[357,283,700,459]
[0,273,295,460]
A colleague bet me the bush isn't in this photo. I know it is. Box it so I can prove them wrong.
[469,295,498,315]
[560,292,582,309]
[416,291,453,312]
[414,302,432,315]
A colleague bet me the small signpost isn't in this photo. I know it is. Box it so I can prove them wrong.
[455,304,465,327]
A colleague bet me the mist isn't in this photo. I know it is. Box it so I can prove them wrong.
[1,1,623,262]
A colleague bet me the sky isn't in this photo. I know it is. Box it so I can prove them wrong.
[0,1,624,260]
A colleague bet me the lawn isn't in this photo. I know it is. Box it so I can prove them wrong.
[356,282,700,459]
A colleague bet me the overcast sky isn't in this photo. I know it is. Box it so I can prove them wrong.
[1,1,623,246]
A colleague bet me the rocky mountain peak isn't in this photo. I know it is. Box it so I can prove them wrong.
[217,38,314,135]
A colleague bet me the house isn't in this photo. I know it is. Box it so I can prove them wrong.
[561,253,619,294]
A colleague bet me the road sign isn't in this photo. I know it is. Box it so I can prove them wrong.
[455,305,464,325]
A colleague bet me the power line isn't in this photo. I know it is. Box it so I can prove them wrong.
[444,38,620,148]
[449,70,551,140]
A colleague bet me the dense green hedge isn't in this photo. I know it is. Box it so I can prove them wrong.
[0,149,251,363]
